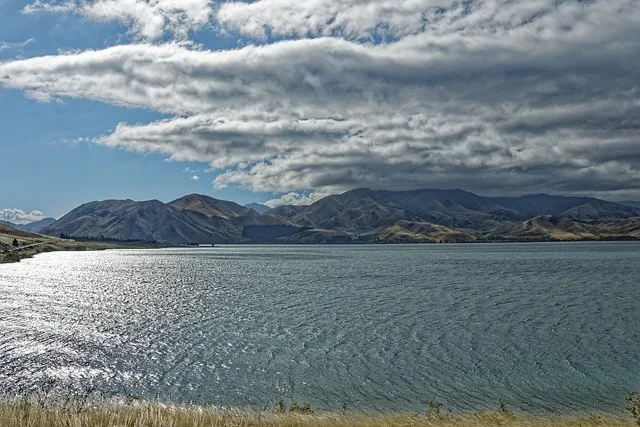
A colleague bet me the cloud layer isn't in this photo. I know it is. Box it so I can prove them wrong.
[0,209,48,225]
[264,191,330,208]
[0,38,35,52]
[24,0,211,40]
[3,0,640,199]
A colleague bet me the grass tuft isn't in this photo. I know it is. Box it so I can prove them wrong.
[0,396,636,427]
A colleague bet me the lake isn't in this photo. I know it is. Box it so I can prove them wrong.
[0,243,639,413]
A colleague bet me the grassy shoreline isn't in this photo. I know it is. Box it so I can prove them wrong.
[0,240,167,264]
[1,399,636,427]
[0,223,168,264]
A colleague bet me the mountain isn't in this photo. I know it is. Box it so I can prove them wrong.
[41,190,640,244]
[490,194,640,220]
[245,203,271,214]
[368,221,474,243]
[620,200,640,208]
[42,195,292,244]
[266,205,308,219]
[42,199,239,244]
[483,216,640,242]
[280,188,420,231]
[170,194,256,218]
[18,217,57,232]
[279,188,520,232]
[0,222,44,240]
[0,218,56,233]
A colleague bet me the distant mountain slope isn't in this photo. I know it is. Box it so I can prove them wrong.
[490,194,640,220]
[266,205,308,219]
[591,217,640,238]
[285,188,420,232]
[379,189,520,225]
[369,220,474,243]
[486,216,640,241]
[0,223,44,240]
[170,194,256,218]
[284,188,520,231]
[42,196,292,244]
[18,218,57,232]
[42,199,243,244]
[0,218,56,233]
[41,189,640,244]
[245,203,271,214]
[620,200,640,208]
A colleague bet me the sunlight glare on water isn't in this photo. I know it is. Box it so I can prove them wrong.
[0,243,639,413]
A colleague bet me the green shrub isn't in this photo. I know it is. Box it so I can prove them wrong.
[2,251,21,263]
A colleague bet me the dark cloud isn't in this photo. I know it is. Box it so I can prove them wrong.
[1,0,640,202]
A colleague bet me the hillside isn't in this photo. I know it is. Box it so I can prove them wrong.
[0,217,56,233]
[42,195,293,244]
[245,203,271,214]
[170,194,256,219]
[368,221,474,243]
[620,200,640,208]
[266,204,308,219]
[481,216,640,242]
[0,223,138,263]
[274,189,422,232]
[490,194,640,220]
[39,190,640,244]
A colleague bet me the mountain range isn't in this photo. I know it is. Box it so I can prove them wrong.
[0,217,56,233]
[41,189,640,244]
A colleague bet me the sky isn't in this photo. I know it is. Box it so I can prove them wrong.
[1,0,639,222]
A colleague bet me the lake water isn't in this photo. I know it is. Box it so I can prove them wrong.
[0,243,639,414]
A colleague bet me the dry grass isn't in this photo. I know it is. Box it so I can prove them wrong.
[0,399,634,427]
[0,223,164,263]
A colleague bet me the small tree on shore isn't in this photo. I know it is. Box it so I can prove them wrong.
[12,238,19,247]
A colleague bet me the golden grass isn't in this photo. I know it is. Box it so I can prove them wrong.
[0,400,634,427]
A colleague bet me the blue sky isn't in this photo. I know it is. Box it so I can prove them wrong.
[0,0,271,219]
[1,0,639,221]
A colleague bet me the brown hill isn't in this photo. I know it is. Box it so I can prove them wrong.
[41,190,640,244]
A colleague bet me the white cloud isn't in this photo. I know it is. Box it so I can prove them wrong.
[191,175,200,181]
[216,0,455,41]
[3,0,640,199]
[0,209,48,225]
[264,192,330,208]
[23,0,212,40]
[0,38,35,52]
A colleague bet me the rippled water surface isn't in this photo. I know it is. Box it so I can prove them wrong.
[1,243,639,413]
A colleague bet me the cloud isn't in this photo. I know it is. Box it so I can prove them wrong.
[264,191,330,208]
[216,0,455,41]
[23,0,212,40]
[191,175,200,181]
[0,38,35,52]
[2,0,640,198]
[0,209,48,225]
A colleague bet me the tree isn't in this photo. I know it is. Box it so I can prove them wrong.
[12,238,19,247]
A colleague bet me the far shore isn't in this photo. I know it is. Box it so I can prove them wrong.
[4,237,640,265]
[0,239,170,264]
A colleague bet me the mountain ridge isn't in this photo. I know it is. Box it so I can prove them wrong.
[41,189,640,244]
[0,217,56,233]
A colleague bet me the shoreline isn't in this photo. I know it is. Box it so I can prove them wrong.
[0,399,636,426]
[3,238,640,264]
[0,240,170,264]
[0,401,637,427]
